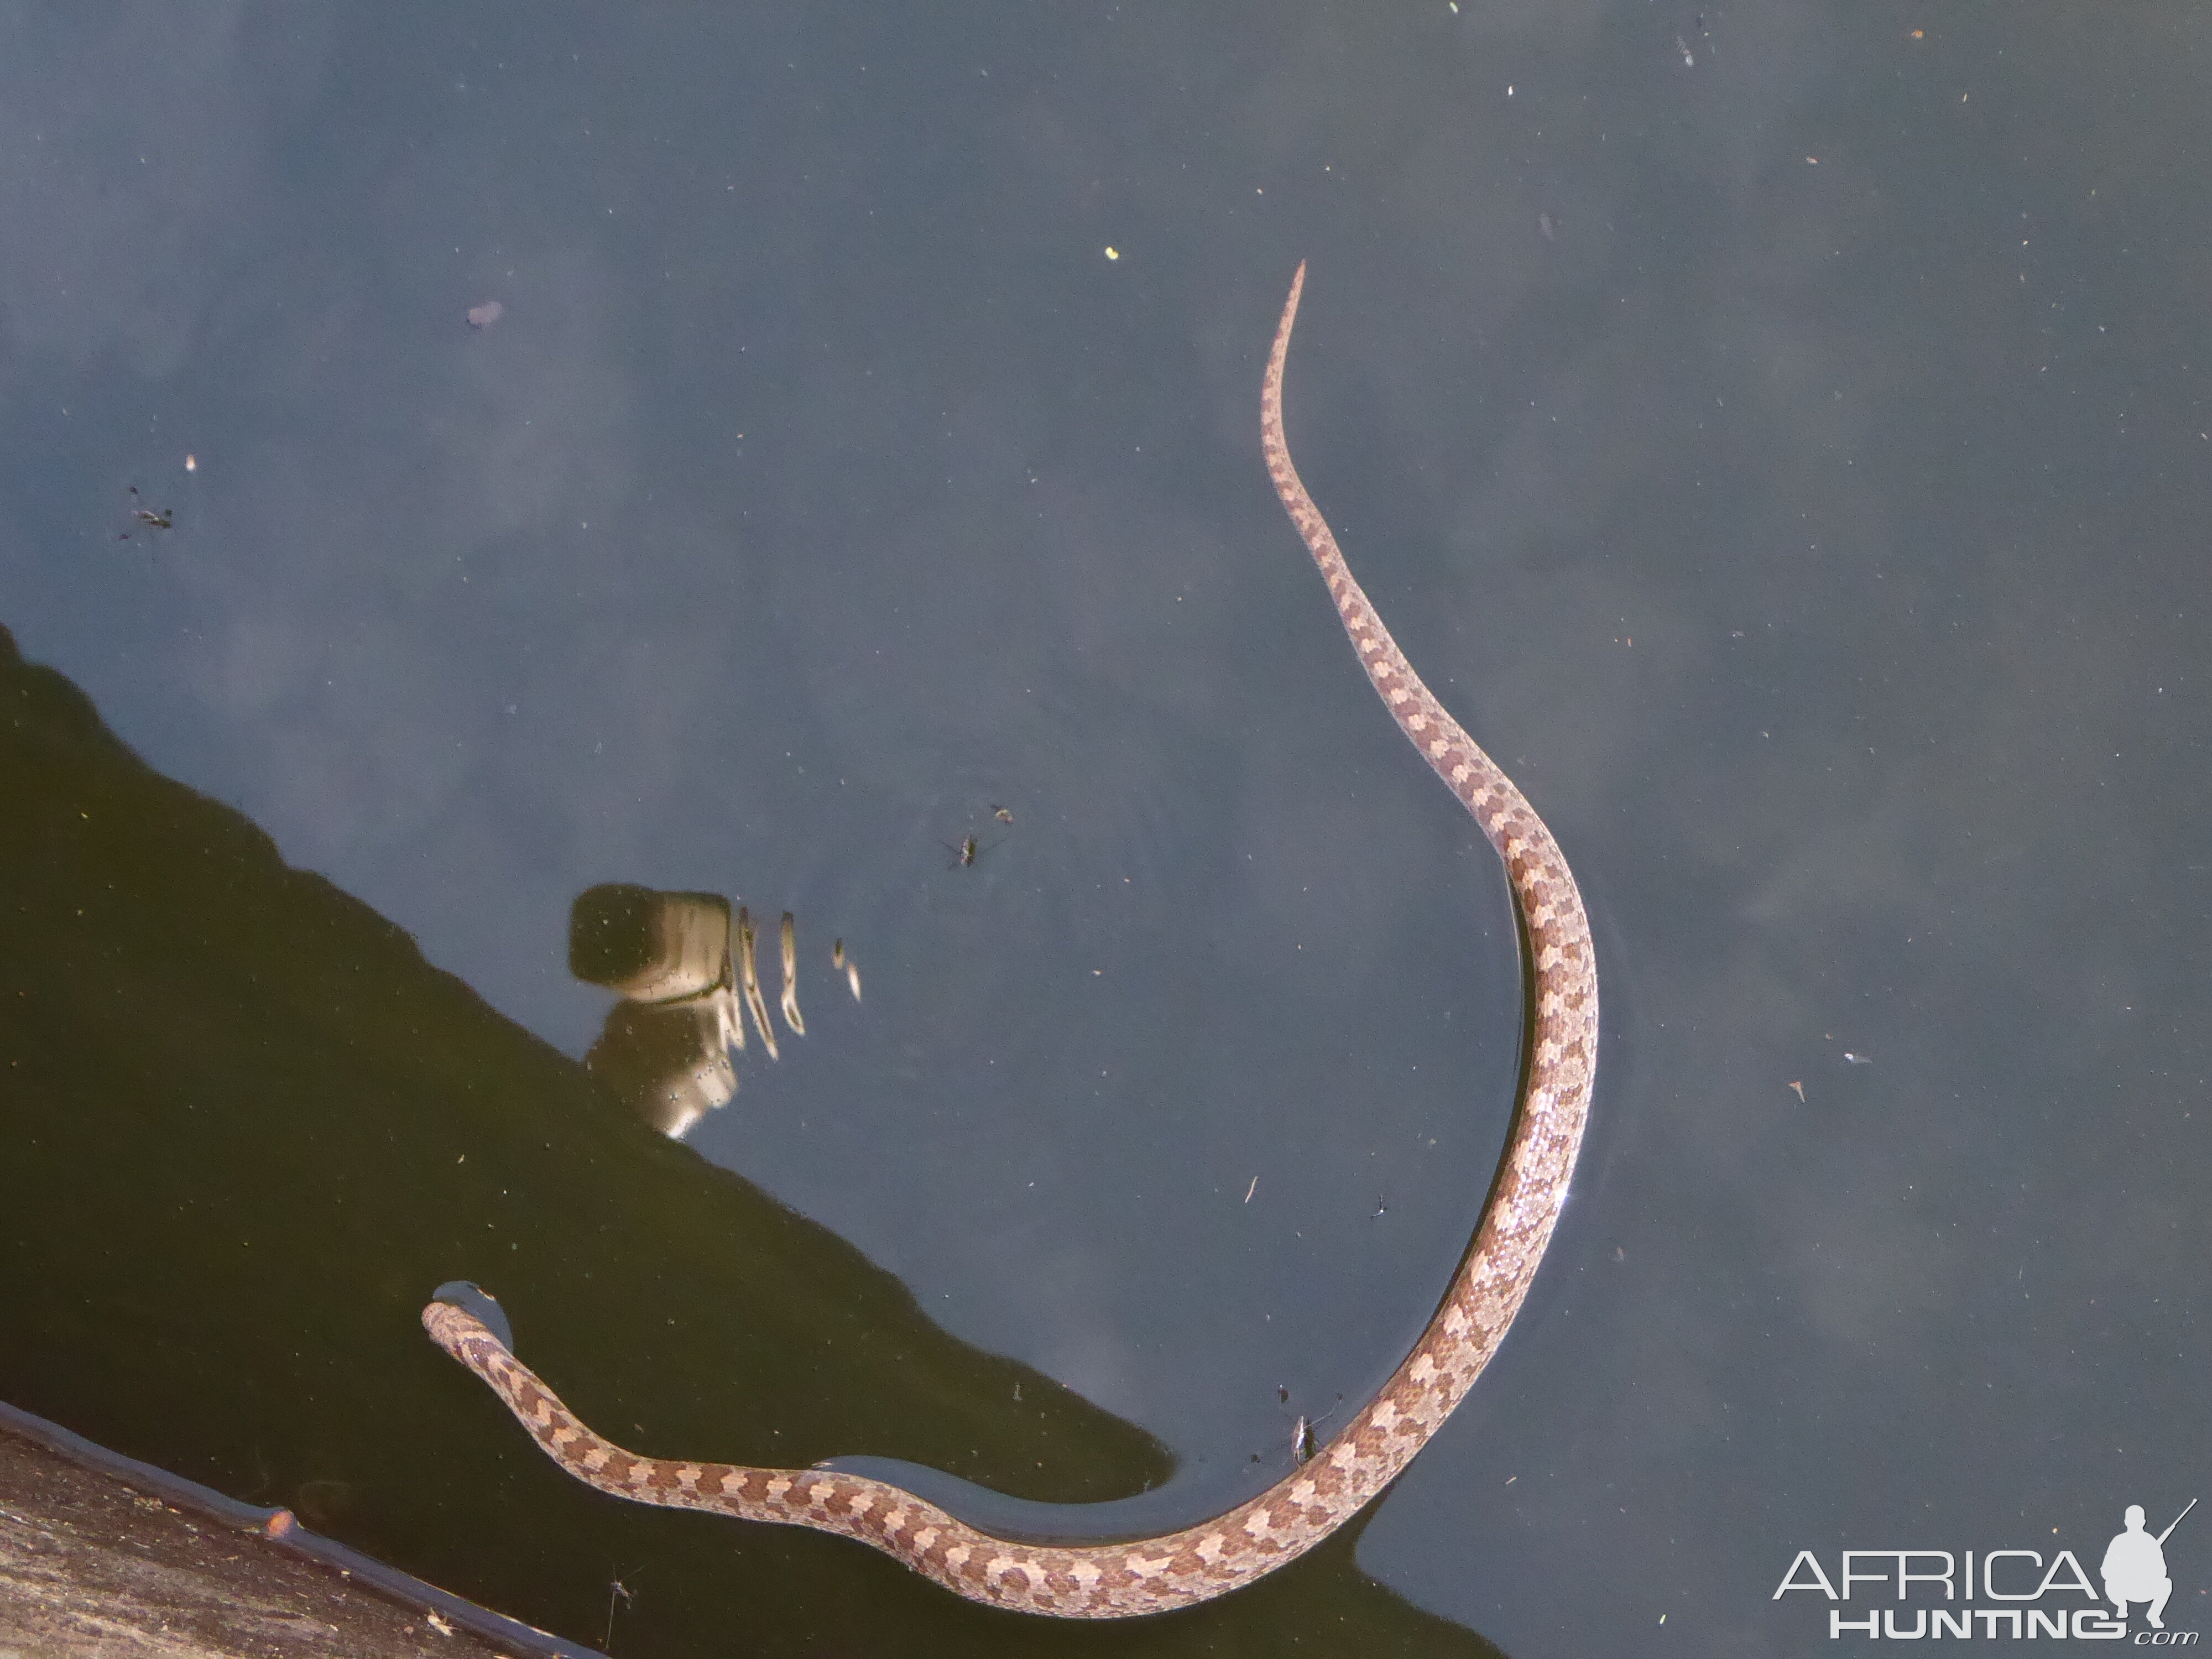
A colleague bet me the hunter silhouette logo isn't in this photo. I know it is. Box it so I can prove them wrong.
[1773,1498,2199,1642]
[2105,1500,2193,1631]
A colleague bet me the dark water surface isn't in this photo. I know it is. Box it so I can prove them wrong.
[3,5,2208,1654]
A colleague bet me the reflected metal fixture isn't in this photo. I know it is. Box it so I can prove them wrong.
[568,884,818,1138]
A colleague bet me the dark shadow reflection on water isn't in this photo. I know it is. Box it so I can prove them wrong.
[0,625,1505,1656]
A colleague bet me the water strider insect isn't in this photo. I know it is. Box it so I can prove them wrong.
[1264,1385,1341,1467]
[945,832,1001,868]
[116,487,174,540]
[602,1569,635,1652]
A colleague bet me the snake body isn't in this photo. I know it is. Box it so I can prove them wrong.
[422,264,1599,1619]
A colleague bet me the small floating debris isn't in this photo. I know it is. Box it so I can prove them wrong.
[1787,1081,1806,1102]
[833,938,862,1002]
[466,300,504,330]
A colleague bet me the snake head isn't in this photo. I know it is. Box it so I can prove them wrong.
[423,1280,516,1354]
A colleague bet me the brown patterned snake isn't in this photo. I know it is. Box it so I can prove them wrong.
[422,263,1599,1618]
